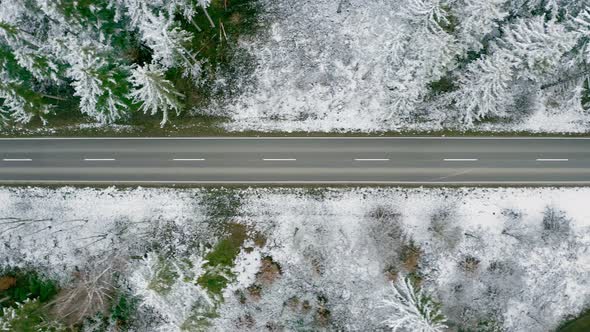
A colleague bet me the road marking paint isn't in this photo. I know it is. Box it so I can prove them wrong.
[3,158,32,161]
[444,158,478,161]
[354,158,390,161]
[263,158,296,161]
[84,158,115,161]
[536,158,569,161]
[173,158,206,161]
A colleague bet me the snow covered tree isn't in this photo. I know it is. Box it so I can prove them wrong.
[0,42,52,124]
[454,52,516,124]
[130,63,184,127]
[499,16,577,81]
[116,0,203,79]
[387,0,459,118]
[454,0,509,53]
[381,276,448,332]
[0,76,51,124]
[64,43,130,123]
[454,15,579,123]
[0,0,215,126]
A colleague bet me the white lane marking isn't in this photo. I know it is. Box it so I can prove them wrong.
[536,158,569,161]
[84,158,116,161]
[3,158,32,161]
[444,158,478,161]
[173,158,206,161]
[354,158,390,161]
[263,158,296,161]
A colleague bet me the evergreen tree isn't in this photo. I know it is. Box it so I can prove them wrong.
[129,63,184,127]
[381,276,448,332]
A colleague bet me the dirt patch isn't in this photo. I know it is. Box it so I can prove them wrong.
[247,284,262,302]
[314,295,331,327]
[0,276,17,291]
[256,257,282,286]
[384,266,398,282]
[400,241,421,273]
[460,255,481,273]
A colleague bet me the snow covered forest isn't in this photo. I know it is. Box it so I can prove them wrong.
[0,186,589,331]
[0,0,257,131]
[226,0,590,132]
[4,0,590,133]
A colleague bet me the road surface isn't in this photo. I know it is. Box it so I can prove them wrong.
[0,137,588,184]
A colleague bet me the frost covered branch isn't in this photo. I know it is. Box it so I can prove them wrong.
[130,63,184,127]
[381,277,447,332]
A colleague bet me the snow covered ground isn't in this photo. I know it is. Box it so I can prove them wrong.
[219,0,590,133]
[1,186,589,331]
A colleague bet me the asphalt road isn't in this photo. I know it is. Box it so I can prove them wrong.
[0,137,589,184]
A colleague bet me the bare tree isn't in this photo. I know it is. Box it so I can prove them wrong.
[49,255,127,326]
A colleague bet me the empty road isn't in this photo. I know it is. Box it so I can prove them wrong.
[0,137,589,184]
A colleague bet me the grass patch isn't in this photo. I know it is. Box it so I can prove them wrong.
[198,223,248,297]
[557,308,590,332]
[400,240,421,273]
[148,257,179,295]
[0,298,65,331]
[110,292,138,329]
[203,188,243,225]
[0,269,58,308]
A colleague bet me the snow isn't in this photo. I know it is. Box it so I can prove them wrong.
[229,246,262,292]
[222,0,402,133]
[0,186,589,331]
[0,187,210,280]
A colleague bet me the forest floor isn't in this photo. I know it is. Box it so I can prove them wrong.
[3,113,590,138]
[0,186,589,331]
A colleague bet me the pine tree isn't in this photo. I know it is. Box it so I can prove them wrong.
[0,0,207,126]
[129,63,184,127]
[64,44,130,123]
[455,52,515,124]
[455,0,509,53]
[0,39,52,124]
[138,11,194,70]
[499,16,577,81]
[381,277,448,332]
[387,0,459,118]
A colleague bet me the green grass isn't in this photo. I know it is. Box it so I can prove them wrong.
[203,188,243,224]
[0,269,59,308]
[557,309,590,332]
[0,299,66,332]
[110,293,138,329]
[148,257,180,295]
[197,223,248,297]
